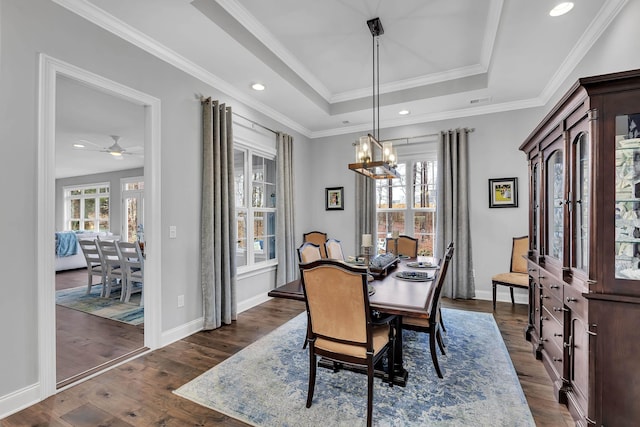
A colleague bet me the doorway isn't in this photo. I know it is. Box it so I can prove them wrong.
[38,54,162,397]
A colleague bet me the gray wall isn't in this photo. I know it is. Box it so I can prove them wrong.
[2,0,640,414]
[55,168,144,234]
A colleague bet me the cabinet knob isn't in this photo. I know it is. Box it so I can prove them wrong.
[552,357,562,362]
[566,297,577,303]
[550,284,560,289]
[554,333,563,337]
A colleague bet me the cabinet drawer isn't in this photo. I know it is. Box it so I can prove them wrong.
[542,306,565,350]
[541,335,565,380]
[543,294,566,325]
[527,261,540,278]
[564,284,586,321]
[540,273,564,301]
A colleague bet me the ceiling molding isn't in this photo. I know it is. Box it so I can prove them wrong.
[310,97,545,139]
[538,0,628,104]
[215,0,332,101]
[51,0,312,137]
[480,0,504,70]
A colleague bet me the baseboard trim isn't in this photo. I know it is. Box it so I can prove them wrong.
[160,317,204,348]
[0,383,40,420]
[238,292,271,314]
[474,288,528,305]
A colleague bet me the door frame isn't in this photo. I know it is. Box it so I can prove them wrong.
[37,54,162,398]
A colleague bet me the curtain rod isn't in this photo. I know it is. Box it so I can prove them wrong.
[381,128,475,144]
[200,96,278,135]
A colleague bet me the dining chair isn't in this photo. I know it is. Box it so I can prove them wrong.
[78,239,106,296]
[491,236,529,310]
[96,239,124,298]
[324,238,345,261]
[116,241,144,305]
[401,242,455,378]
[297,242,322,264]
[303,231,328,258]
[386,235,419,258]
[300,259,396,427]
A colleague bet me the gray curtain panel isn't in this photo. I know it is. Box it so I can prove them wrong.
[355,173,376,251]
[201,98,237,330]
[276,132,296,285]
[436,129,475,299]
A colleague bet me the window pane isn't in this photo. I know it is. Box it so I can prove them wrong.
[84,188,96,195]
[99,221,109,232]
[236,210,247,267]
[84,199,95,219]
[70,189,81,196]
[265,158,276,183]
[253,211,265,263]
[252,155,264,181]
[252,184,264,207]
[83,221,95,231]
[265,184,276,208]
[376,211,405,254]
[414,211,435,256]
[70,220,80,231]
[234,149,245,207]
[70,199,80,219]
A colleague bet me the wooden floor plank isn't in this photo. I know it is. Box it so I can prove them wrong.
[2,296,574,426]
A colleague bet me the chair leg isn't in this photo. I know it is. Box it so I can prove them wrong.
[367,358,374,427]
[492,283,497,310]
[439,308,447,334]
[306,349,316,408]
[430,329,443,379]
[121,277,129,302]
[510,287,515,305]
[86,271,93,295]
[436,329,446,356]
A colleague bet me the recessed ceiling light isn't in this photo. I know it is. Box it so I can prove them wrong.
[398,110,410,116]
[73,143,85,148]
[251,83,265,91]
[549,2,574,17]
[342,120,350,124]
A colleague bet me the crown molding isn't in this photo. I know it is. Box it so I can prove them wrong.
[51,0,312,137]
[539,0,628,104]
[481,0,504,70]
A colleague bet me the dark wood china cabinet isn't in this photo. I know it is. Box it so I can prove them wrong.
[520,69,640,427]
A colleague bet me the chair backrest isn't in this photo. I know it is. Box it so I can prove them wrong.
[300,259,371,348]
[97,239,120,270]
[116,241,144,275]
[324,238,345,261]
[79,239,101,267]
[386,235,418,258]
[298,242,322,264]
[510,236,529,274]
[303,231,328,258]
[430,242,455,322]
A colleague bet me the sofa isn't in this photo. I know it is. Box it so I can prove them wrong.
[55,231,120,271]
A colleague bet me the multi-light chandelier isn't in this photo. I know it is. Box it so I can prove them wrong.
[348,17,399,180]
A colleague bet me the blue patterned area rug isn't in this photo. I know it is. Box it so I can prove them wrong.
[55,285,143,326]
[174,308,534,426]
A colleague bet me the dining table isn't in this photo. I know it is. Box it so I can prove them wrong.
[268,256,441,387]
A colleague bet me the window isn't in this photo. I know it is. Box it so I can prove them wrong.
[376,158,437,256]
[121,177,144,243]
[64,183,110,232]
[234,148,277,268]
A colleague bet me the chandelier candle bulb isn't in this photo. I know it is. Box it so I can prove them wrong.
[383,141,393,162]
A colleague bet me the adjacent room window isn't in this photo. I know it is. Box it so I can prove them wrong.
[64,183,110,232]
[376,158,437,255]
[234,148,277,268]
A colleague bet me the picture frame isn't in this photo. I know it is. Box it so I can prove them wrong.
[488,177,518,208]
[325,187,344,210]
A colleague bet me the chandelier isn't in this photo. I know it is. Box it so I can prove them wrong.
[348,17,399,180]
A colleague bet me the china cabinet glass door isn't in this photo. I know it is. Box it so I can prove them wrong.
[615,113,640,279]
[532,162,539,252]
[573,133,589,271]
[547,149,564,260]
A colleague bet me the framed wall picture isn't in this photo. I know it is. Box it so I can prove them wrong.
[488,177,518,208]
[326,187,344,210]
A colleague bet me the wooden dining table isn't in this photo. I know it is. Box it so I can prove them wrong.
[268,257,441,386]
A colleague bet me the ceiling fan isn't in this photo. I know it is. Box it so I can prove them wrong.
[74,135,143,159]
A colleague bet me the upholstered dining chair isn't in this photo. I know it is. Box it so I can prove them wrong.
[491,236,529,310]
[78,239,106,296]
[297,242,322,264]
[300,259,396,427]
[96,239,124,298]
[116,241,144,305]
[324,238,345,261]
[401,242,455,379]
[303,231,328,258]
[386,235,419,258]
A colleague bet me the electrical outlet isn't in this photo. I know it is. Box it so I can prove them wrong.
[169,225,177,238]
[177,294,184,307]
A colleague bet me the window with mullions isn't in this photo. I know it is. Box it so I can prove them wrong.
[376,159,437,255]
[234,148,277,268]
[64,183,110,232]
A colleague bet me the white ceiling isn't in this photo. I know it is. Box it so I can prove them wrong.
[54,0,627,175]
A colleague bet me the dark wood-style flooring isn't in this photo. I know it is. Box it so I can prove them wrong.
[55,269,144,387]
[2,296,573,426]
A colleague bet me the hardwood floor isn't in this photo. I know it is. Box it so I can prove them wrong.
[1,297,573,426]
[55,269,144,386]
